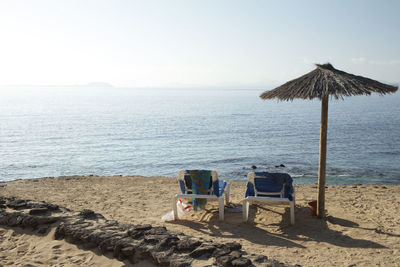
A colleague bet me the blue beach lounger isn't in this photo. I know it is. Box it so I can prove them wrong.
[243,172,295,225]
[173,170,230,221]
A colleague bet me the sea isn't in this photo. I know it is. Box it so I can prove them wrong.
[1,86,399,185]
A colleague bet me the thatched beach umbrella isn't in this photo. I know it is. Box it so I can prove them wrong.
[260,63,398,218]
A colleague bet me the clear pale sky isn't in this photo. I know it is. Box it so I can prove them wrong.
[0,0,399,88]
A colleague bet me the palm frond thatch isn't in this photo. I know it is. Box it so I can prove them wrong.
[260,63,398,101]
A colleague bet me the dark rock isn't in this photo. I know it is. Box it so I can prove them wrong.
[23,217,41,228]
[146,226,167,235]
[225,242,242,251]
[151,250,173,265]
[55,224,65,239]
[34,202,59,211]
[98,239,115,254]
[113,238,135,259]
[213,247,231,258]
[229,251,242,259]
[128,229,145,239]
[103,220,119,227]
[8,213,24,226]
[29,208,49,215]
[70,219,92,227]
[155,235,179,251]
[0,211,58,228]
[78,209,98,219]
[7,200,28,210]
[216,255,233,266]
[215,250,242,266]
[78,232,93,244]
[128,224,154,239]
[84,231,102,245]
[133,241,152,260]
[170,257,193,267]
[121,246,135,257]
[37,226,49,234]
[189,244,216,258]
[34,216,58,225]
[254,255,268,263]
[131,224,152,231]
[71,228,93,244]
[3,198,59,212]
[251,165,257,169]
[231,257,252,266]
[176,237,202,252]
[88,231,115,245]
[144,234,169,244]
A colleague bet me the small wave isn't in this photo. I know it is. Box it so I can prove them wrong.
[370,151,400,156]
[231,113,252,116]
[209,157,251,164]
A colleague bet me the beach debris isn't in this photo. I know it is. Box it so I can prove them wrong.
[308,200,317,216]
[162,199,191,221]
[0,196,298,267]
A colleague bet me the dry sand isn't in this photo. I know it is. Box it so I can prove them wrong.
[1,175,399,266]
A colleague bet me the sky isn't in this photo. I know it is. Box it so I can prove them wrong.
[0,0,399,88]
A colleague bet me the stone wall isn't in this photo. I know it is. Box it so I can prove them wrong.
[0,197,298,267]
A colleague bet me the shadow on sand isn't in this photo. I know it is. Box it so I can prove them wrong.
[168,204,388,249]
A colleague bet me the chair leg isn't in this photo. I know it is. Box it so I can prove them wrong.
[293,191,296,207]
[218,197,224,221]
[290,200,295,225]
[173,196,178,220]
[225,183,230,205]
[242,199,249,221]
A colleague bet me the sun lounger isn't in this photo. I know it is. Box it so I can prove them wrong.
[173,170,230,221]
[243,172,295,225]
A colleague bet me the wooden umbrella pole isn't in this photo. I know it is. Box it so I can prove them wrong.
[317,96,329,218]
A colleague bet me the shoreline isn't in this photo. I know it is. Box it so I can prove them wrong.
[1,175,400,266]
[1,174,399,186]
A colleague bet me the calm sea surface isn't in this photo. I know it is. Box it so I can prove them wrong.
[1,86,399,184]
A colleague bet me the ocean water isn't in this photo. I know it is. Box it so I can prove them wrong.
[1,86,399,184]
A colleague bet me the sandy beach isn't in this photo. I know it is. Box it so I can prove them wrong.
[1,175,399,266]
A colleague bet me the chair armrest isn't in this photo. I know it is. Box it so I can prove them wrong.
[245,181,255,197]
[179,180,186,194]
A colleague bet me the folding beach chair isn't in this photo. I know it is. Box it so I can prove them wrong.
[173,170,230,221]
[243,172,295,225]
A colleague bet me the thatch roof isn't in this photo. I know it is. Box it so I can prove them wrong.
[260,63,398,101]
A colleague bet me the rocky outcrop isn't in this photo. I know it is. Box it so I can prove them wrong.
[0,196,298,267]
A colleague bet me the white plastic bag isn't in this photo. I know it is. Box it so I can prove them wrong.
[161,199,191,221]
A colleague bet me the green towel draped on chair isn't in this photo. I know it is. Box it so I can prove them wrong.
[190,170,212,211]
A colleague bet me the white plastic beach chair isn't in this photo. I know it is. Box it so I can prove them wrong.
[243,172,295,225]
[173,170,230,221]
